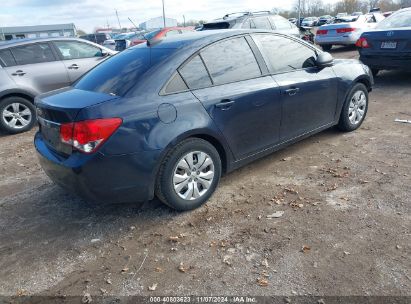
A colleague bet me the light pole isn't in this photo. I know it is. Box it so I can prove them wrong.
[183,15,186,27]
[298,0,301,27]
[162,0,166,28]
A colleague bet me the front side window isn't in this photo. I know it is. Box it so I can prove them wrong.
[54,41,102,60]
[252,34,317,74]
[250,17,273,30]
[200,37,261,85]
[179,55,212,89]
[10,43,55,65]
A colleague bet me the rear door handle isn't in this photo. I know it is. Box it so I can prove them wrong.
[68,64,79,69]
[215,99,235,109]
[12,70,26,76]
[284,88,300,96]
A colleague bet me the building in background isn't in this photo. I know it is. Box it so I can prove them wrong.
[139,16,177,30]
[0,23,76,40]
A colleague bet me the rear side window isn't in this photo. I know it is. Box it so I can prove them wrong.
[0,49,16,67]
[163,73,188,94]
[179,55,212,89]
[377,10,411,28]
[54,41,102,60]
[253,34,317,73]
[200,37,261,85]
[75,48,151,96]
[10,43,55,65]
[202,22,230,30]
[250,17,273,30]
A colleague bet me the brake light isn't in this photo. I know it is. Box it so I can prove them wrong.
[337,28,356,33]
[356,37,370,48]
[316,30,328,35]
[60,118,122,153]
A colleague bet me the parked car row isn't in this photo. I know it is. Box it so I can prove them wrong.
[0,38,116,133]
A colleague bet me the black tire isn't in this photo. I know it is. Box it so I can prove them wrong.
[155,138,222,211]
[371,69,379,77]
[338,83,369,132]
[0,96,36,134]
[321,44,332,51]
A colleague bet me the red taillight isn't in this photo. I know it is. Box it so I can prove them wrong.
[316,30,328,35]
[60,118,122,153]
[356,37,370,48]
[337,28,356,34]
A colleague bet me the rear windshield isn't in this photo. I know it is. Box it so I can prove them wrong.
[377,10,411,29]
[202,22,230,30]
[75,48,151,97]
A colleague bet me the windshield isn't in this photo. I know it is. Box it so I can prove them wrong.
[144,29,161,40]
[377,10,411,29]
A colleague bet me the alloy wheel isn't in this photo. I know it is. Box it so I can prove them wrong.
[348,90,367,125]
[2,103,32,129]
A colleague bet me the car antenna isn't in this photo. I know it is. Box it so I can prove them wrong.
[128,17,139,33]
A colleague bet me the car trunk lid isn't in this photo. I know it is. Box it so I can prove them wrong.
[361,28,411,52]
[35,88,118,155]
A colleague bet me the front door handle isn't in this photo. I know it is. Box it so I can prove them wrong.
[68,64,79,69]
[284,88,300,96]
[12,70,26,76]
[215,99,235,109]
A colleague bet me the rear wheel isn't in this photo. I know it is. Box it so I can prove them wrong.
[0,96,36,134]
[338,83,368,132]
[321,44,332,51]
[155,138,221,211]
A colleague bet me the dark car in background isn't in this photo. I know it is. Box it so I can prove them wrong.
[35,30,373,211]
[357,7,411,76]
[79,33,111,45]
[0,38,116,134]
[201,11,300,37]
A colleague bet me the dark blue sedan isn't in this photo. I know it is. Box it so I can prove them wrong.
[357,7,411,76]
[35,30,373,211]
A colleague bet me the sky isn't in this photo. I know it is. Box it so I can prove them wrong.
[1,0,339,32]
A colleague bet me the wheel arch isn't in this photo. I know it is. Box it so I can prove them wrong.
[0,89,35,103]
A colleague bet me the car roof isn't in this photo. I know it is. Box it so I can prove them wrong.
[139,29,302,51]
[0,37,94,49]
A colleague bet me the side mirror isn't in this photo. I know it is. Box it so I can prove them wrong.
[316,52,334,68]
[101,49,110,57]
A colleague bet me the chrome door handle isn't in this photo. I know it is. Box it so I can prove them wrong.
[215,99,235,109]
[284,88,300,96]
[12,70,26,76]
[68,64,79,69]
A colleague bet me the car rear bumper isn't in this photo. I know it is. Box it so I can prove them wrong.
[315,33,360,45]
[35,132,160,204]
[360,53,411,70]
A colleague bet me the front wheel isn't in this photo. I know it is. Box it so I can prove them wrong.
[338,83,369,132]
[0,96,36,134]
[155,138,222,211]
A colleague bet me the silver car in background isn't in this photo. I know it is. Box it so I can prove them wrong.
[0,38,116,134]
[315,13,385,51]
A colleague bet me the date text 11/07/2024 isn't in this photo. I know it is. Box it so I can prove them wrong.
[149,296,257,303]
